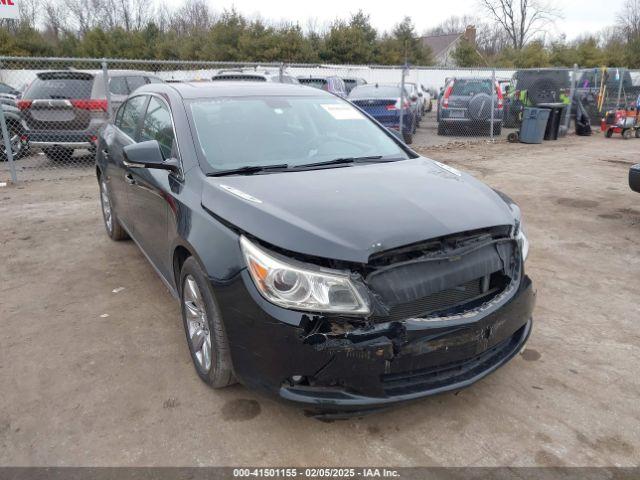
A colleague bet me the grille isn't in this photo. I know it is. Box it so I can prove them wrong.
[370,272,509,323]
[380,325,524,396]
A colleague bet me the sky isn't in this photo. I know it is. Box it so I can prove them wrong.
[185,0,625,40]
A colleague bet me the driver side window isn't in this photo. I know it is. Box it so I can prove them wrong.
[140,97,176,160]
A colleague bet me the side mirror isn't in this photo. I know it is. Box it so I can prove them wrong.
[630,164,640,193]
[123,140,179,173]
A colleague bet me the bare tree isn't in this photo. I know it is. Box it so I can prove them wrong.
[617,0,640,40]
[478,0,559,49]
[423,15,479,36]
[18,0,40,26]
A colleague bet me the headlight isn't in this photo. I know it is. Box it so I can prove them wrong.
[240,236,370,315]
[516,220,529,262]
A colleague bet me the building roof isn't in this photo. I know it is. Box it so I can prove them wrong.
[420,33,463,58]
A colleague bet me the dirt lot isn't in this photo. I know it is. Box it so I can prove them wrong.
[0,134,639,467]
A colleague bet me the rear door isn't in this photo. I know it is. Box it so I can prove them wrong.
[105,94,148,232]
[21,72,95,133]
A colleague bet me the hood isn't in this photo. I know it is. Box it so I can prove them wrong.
[201,157,515,264]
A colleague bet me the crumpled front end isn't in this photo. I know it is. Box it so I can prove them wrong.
[215,226,535,414]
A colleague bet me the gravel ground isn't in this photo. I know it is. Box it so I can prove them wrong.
[0,133,639,467]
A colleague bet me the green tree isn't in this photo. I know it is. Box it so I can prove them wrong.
[321,11,377,64]
[451,38,485,67]
[575,37,605,67]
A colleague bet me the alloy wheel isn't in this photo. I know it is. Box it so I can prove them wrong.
[183,275,212,372]
[100,179,113,234]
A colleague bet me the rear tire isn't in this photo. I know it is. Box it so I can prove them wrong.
[623,129,632,140]
[99,175,128,241]
[180,257,236,389]
[0,120,25,162]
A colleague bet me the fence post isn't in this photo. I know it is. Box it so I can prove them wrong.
[490,68,496,141]
[101,60,112,118]
[279,62,284,82]
[399,64,406,140]
[615,68,624,109]
[564,64,578,132]
[0,59,18,183]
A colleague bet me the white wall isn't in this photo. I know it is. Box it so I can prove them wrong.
[0,64,516,94]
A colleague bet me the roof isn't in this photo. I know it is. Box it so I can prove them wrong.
[140,81,329,99]
[420,33,462,58]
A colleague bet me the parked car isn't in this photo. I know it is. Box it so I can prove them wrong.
[437,77,504,136]
[349,84,417,144]
[630,164,640,193]
[400,82,424,123]
[341,76,367,94]
[96,81,533,417]
[504,69,570,128]
[18,70,162,161]
[297,76,347,97]
[420,84,433,112]
[0,82,21,99]
[1,99,28,161]
[212,69,299,84]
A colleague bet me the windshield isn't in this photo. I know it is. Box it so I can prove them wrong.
[349,85,403,99]
[189,96,409,171]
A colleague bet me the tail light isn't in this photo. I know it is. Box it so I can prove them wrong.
[442,84,453,109]
[71,99,108,112]
[495,83,504,109]
[17,100,32,110]
[387,98,410,110]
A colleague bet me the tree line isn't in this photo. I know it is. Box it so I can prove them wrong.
[1,0,639,68]
[0,1,432,65]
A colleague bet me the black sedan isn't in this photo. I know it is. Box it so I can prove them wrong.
[96,81,534,416]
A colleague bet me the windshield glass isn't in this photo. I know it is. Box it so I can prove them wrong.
[189,96,408,171]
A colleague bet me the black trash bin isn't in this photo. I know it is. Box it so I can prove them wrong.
[538,102,567,140]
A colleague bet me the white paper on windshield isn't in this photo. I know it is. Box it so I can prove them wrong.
[321,104,364,120]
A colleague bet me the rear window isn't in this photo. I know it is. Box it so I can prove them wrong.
[348,85,402,99]
[212,75,267,82]
[25,72,94,100]
[298,78,328,89]
[451,80,492,96]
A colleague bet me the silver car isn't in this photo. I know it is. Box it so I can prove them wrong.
[18,70,162,161]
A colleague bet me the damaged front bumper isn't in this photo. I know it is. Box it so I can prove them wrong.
[214,268,535,414]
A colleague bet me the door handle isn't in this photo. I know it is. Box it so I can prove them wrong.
[125,173,135,185]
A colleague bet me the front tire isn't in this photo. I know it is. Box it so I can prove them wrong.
[180,257,235,388]
[99,175,128,241]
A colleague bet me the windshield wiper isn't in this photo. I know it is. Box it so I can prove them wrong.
[292,155,384,170]
[207,163,289,177]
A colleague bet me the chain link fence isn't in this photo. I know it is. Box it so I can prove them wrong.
[1,56,639,182]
